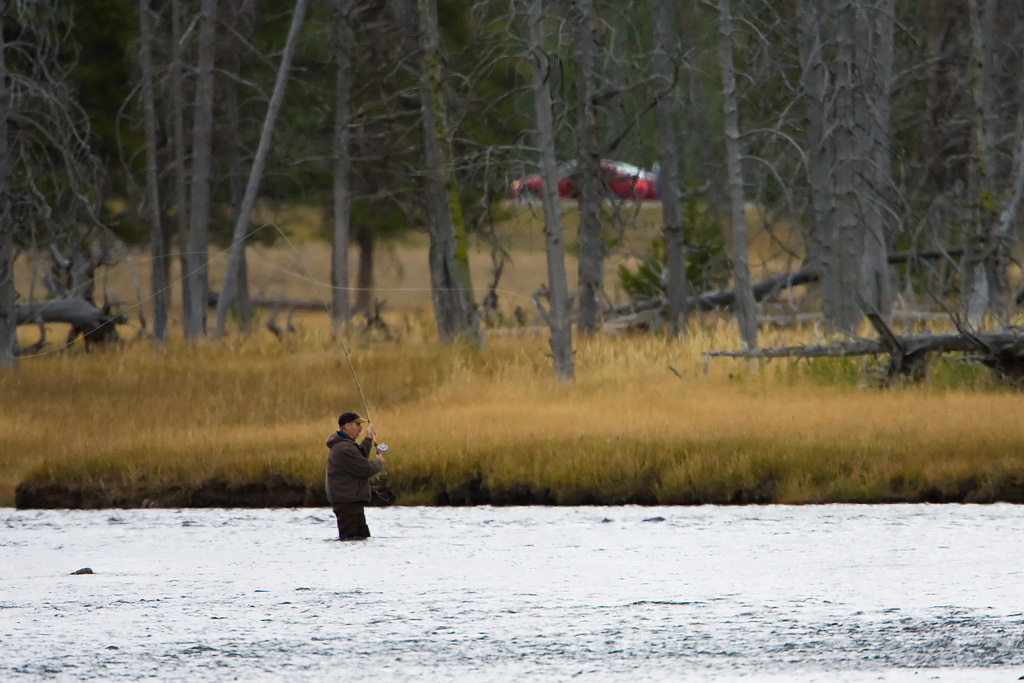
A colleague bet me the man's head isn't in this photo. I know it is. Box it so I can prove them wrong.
[338,412,365,438]
[338,412,363,428]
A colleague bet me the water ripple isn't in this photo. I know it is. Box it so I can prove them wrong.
[1,504,1022,681]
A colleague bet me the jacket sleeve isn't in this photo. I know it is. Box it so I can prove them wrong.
[336,445,383,478]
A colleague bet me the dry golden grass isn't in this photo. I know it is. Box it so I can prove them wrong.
[4,203,1022,507]
[14,201,794,334]
[3,323,1023,507]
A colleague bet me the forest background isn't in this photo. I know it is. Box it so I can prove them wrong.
[2,0,1024,508]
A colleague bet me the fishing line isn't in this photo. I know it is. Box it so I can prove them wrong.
[263,225,401,503]
[16,219,542,445]
[261,223,538,456]
[16,220,383,453]
[265,222,372,422]
[17,216,542,364]
[14,214,556,509]
[17,219,276,360]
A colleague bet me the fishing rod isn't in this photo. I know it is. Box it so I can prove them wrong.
[19,218,391,452]
[268,223,389,455]
[20,218,534,454]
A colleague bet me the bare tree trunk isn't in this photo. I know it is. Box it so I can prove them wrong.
[223,0,255,331]
[170,0,191,334]
[528,0,574,380]
[330,0,355,327]
[354,225,373,315]
[0,225,13,367]
[0,2,104,360]
[797,0,838,316]
[0,15,15,368]
[213,0,308,338]
[991,123,1024,315]
[833,0,864,332]
[139,0,168,342]
[717,0,757,349]
[859,0,893,318]
[184,0,218,340]
[651,0,689,339]
[920,2,945,192]
[417,0,480,344]
[679,6,725,219]
[963,0,1001,325]
[573,0,603,335]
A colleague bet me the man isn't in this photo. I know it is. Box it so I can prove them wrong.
[325,411,385,540]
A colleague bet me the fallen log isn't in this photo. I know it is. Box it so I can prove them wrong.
[705,328,1024,384]
[614,247,968,317]
[16,299,126,348]
[610,268,821,317]
[693,268,819,311]
[704,332,1024,359]
[16,299,115,327]
[760,311,953,328]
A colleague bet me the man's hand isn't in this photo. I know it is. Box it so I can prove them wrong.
[364,423,377,439]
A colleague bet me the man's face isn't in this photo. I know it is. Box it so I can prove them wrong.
[341,420,362,439]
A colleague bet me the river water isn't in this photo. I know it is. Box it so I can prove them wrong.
[2,504,1022,682]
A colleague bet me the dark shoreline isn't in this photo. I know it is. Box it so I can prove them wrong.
[14,475,1024,509]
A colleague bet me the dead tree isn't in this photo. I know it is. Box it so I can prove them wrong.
[706,297,1024,386]
[212,0,308,339]
[183,0,218,340]
[220,0,257,332]
[572,0,604,336]
[717,0,757,348]
[611,249,966,321]
[479,249,506,328]
[0,0,107,364]
[418,0,480,344]
[138,0,168,342]
[16,300,126,350]
[651,0,690,339]
[797,0,835,306]
[858,0,895,319]
[0,227,13,366]
[0,11,14,367]
[330,0,356,327]
[527,0,574,380]
[169,0,191,335]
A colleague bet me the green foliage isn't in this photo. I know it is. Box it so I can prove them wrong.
[106,204,147,245]
[681,198,727,288]
[800,357,862,386]
[617,198,727,302]
[928,355,997,390]
[70,0,139,165]
[618,236,665,301]
[344,199,411,241]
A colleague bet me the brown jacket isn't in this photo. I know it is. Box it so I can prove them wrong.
[325,431,382,503]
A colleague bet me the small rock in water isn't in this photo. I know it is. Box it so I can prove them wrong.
[642,516,666,523]
[601,518,613,523]
[70,567,94,575]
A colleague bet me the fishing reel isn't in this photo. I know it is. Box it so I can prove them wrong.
[375,443,389,453]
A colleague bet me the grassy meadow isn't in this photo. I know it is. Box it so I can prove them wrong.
[3,203,1023,508]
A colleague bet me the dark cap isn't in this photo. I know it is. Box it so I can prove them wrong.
[338,412,364,427]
